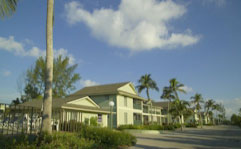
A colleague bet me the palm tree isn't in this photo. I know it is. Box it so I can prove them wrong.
[0,0,18,18]
[42,0,54,133]
[213,103,221,125]
[0,0,54,133]
[136,74,159,123]
[205,99,215,124]
[136,74,159,100]
[161,78,186,124]
[169,100,190,131]
[191,93,204,128]
[168,78,186,100]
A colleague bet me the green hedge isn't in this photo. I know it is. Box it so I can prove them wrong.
[117,124,181,131]
[79,126,136,148]
[0,126,136,148]
[185,123,198,128]
[0,132,95,149]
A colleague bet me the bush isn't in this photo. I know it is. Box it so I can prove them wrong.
[173,123,182,129]
[118,124,178,131]
[0,132,95,149]
[79,126,136,148]
[90,117,98,126]
[185,123,198,128]
[163,125,175,130]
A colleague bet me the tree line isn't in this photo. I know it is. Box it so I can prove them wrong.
[136,74,227,130]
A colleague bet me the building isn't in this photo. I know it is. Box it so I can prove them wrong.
[152,101,170,124]
[0,103,9,113]
[71,82,164,127]
[19,82,165,129]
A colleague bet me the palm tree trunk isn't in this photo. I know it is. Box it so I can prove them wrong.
[146,88,153,124]
[180,115,183,131]
[42,0,54,133]
[146,88,150,100]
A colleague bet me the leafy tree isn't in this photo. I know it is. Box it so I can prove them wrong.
[231,114,241,126]
[11,97,20,106]
[24,56,80,99]
[0,0,18,18]
[191,93,204,127]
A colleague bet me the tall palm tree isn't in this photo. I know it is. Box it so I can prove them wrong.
[42,0,54,133]
[136,74,159,100]
[1,0,54,133]
[136,74,159,123]
[161,78,186,124]
[0,0,18,18]
[205,99,215,124]
[169,100,190,131]
[169,78,186,100]
[191,93,204,128]
[213,103,221,125]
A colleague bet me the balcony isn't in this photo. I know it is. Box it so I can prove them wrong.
[133,99,142,110]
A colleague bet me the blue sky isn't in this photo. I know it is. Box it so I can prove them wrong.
[0,0,240,117]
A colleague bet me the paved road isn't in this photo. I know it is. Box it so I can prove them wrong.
[130,125,241,149]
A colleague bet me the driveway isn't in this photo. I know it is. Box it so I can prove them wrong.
[130,125,241,149]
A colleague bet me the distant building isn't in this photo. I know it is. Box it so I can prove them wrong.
[0,103,9,113]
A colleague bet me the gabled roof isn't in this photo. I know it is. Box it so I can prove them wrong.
[72,82,147,100]
[72,82,130,96]
[19,96,109,113]
[152,101,170,108]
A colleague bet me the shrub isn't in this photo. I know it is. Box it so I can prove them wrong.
[185,123,198,128]
[163,125,175,130]
[90,117,98,126]
[79,126,136,148]
[173,123,182,129]
[118,124,179,131]
[0,132,95,149]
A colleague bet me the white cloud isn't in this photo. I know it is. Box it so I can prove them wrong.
[202,0,226,7]
[180,85,193,93]
[216,97,241,119]
[2,70,11,77]
[80,79,99,87]
[65,0,200,51]
[0,36,76,65]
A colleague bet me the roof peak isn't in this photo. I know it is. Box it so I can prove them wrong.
[82,81,131,88]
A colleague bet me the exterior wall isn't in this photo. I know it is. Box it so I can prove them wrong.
[117,95,134,126]
[118,84,137,95]
[61,110,108,127]
[68,98,97,107]
[91,95,116,112]
[0,104,9,112]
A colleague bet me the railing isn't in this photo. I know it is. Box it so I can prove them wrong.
[0,104,85,135]
[0,104,42,135]
[143,106,148,113]
[133,99,142,110]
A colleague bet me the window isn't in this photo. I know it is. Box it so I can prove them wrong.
[124,97,127,107]
[124,112,128,124]
[98,114,102,122]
